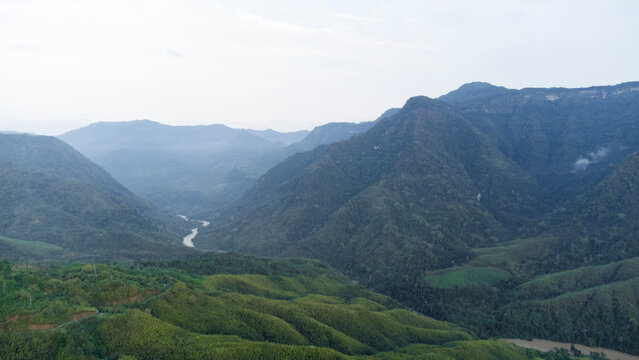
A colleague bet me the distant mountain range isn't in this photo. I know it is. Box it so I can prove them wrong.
[0,133,193,262]
[59,114,394,217]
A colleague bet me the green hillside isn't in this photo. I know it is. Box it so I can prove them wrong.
[0,254,538,360]
[0,235,65,262]
[0,134,193,261]
[398,149,639,355]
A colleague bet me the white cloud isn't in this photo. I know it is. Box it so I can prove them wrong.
[573,147,610,171]
[166,49,183,58]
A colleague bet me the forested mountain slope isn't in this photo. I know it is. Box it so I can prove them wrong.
[440,81,639,202]
[0,134,192,261]
[540,148,639,270]
[197,97,550,287]
[403,149,639,355]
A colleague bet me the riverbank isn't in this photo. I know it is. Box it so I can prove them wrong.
[500,338,639,360]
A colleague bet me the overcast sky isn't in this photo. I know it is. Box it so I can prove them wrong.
[1,0,638,135]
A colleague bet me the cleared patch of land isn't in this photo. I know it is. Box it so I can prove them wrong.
[500,338,639,360]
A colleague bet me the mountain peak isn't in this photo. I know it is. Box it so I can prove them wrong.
[457,81,498,90]
[403,95,436,108]
[438,82,511,105]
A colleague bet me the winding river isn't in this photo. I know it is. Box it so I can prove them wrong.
[178,215,210,248]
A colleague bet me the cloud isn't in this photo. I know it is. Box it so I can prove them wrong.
[573,147,609,171]
[166,49,183,58]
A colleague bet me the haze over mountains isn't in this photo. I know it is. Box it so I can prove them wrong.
[59,114,393,217]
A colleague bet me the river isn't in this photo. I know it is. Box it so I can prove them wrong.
[178,215,210,248]
[500,339,639,360]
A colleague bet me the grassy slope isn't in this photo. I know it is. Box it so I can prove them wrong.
[0,254,536,360]
[0,235,65,261]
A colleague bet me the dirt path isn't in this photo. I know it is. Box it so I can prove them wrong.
[51,311,99,330]
[500,338,639,360]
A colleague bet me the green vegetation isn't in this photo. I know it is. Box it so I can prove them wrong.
[400,150,639,355]
[424,267,511,289]
[0,254,544,359]
[0,235,64,261]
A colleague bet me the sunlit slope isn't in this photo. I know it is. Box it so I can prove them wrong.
[0,253,533,359]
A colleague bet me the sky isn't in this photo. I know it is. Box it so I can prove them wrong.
[1,0,638,135]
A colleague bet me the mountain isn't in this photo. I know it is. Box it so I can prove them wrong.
[422,83,639,355]
[195,82,639,355]
[283,121,375,154]
[439,81,639,203]
[0,133,192,261]
[60,116,394,217]
[541,148,639,270]
[284,108,400,154]
[246,128,309,145]
[197,97,549,287]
